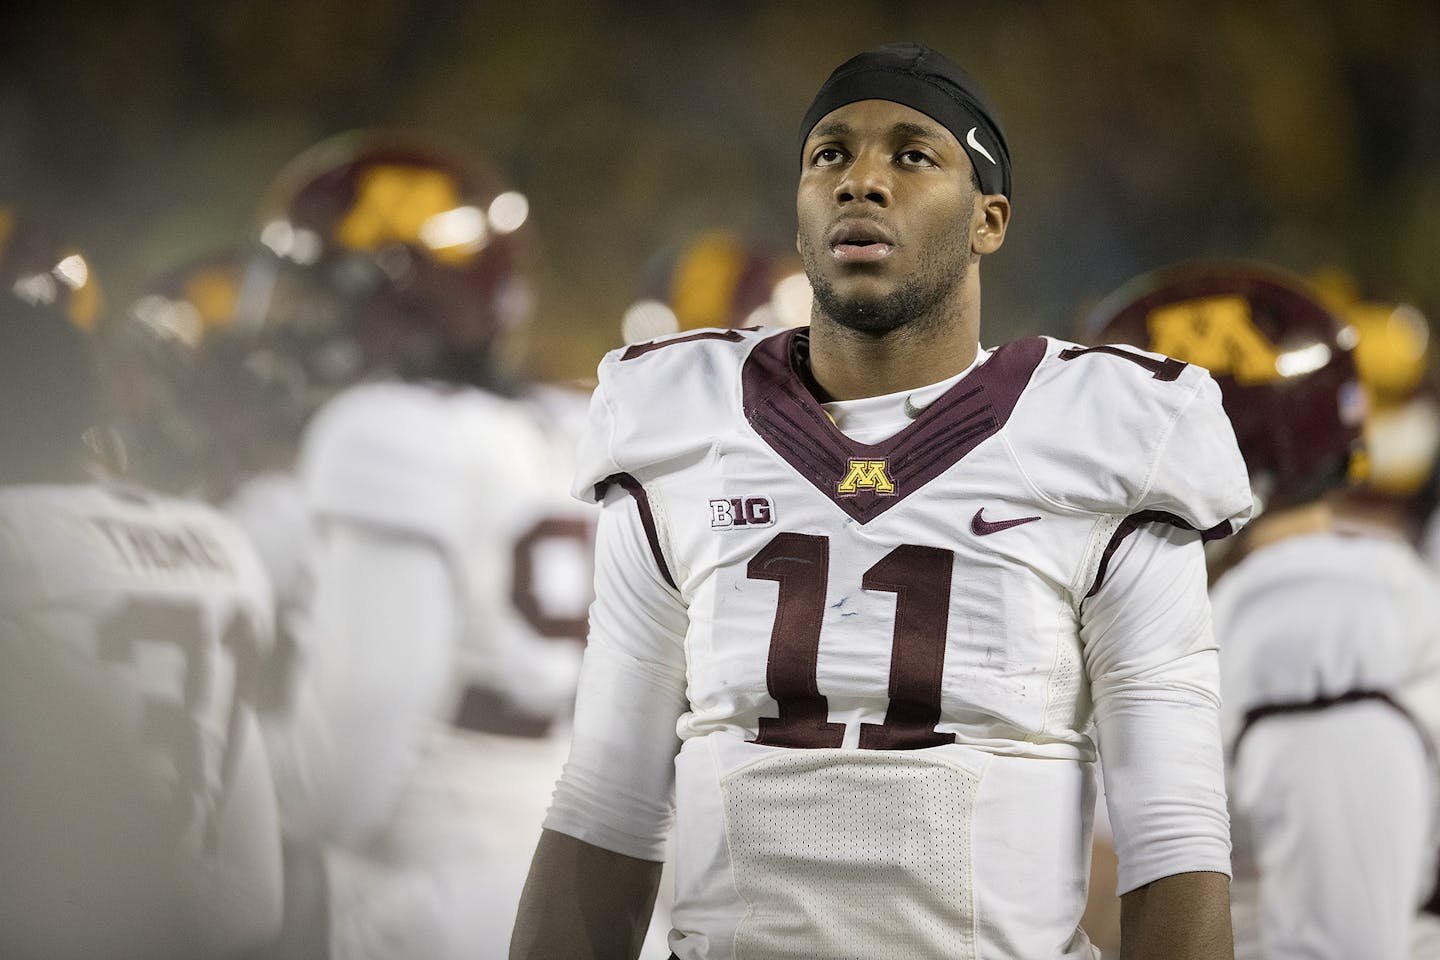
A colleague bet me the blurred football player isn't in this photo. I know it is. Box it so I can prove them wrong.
[0,210,284,958]
[515,43,1249,960]
[247,130,602,959]
[1087,260,1440,960]
[618,229,812,345]
[107,248,321,611]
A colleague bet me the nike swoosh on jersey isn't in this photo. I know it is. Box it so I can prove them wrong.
[970,507,1041,536]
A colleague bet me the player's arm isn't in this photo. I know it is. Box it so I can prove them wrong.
[1119,871,1232,960]
[1083,522,1234,960]
[510,830,662,960]
[287,519,456,845]
[511,485,689,960]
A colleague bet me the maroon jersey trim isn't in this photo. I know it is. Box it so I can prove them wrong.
[595,472,678,590]
[620,329,752,361]
[741,330,1048,524]
[1085,509,1237,600]
[1233,689,1418,762]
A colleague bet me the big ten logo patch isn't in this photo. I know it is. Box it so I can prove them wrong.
[836,458,895,496]
[710,496,775,529]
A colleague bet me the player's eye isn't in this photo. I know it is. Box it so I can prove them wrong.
[812,147,846,167]
[898,149,936,167]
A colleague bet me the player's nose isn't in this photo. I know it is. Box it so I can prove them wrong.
[834,149,891,207]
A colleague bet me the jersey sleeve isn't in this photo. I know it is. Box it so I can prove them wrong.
[1082,520,1232,895]
[1014,343,1252,539]
[572,332,761,507]
[1131,368,1253,538]
[543,486,689,861]
[268,522,456,847]
[571,361,624,503]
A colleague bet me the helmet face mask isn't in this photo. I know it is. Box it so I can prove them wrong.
[1084,259,1367,514]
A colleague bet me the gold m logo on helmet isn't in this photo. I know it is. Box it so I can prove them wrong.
[1146,295,1280,384]
[337,165,476,265]
[837,459,895,496]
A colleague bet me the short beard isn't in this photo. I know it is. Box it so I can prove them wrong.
[807,267,955,338]
[800,221,975,338]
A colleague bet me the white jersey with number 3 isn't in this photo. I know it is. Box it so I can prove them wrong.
[0,483,282,960]
[546,328,1253,960]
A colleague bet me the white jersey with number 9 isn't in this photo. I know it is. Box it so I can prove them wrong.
[297,379,597,958]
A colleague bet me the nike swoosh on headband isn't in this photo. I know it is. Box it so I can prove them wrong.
[966,126,997,165]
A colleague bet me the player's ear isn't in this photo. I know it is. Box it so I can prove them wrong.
[795,230,803,257]
[972,194,1010,256]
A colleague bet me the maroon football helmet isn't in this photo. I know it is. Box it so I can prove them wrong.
[108,248,314,495]
[1083,259,1367,511]
[248,129,535,388]
[621,230,810,344]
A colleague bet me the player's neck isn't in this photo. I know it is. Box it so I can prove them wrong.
[1241,500,1334,553]
[806,304,981,402]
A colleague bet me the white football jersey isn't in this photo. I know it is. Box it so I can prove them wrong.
[1213,530,1440,959]
[298,379,596,958]
[549,328,1252,960]
[0,482,282,959]
[224,470,313,620]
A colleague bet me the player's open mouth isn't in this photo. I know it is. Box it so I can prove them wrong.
[829,221,895,262]
[831,240,893,262]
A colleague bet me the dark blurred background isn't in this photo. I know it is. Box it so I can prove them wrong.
[3,0,1437,381]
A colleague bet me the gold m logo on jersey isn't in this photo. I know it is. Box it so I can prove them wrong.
[837,458,895,496]
[1146,295,1281,384]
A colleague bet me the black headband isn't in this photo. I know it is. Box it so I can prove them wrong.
[799,42,1012,198]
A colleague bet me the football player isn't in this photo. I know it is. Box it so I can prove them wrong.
[514,43,1250,960]
[0,210,284,958]
[1087,260,1440,960]
[248,131,602,959]
[107,248,322,610]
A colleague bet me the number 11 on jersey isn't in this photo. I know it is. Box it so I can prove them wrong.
[748,532,957,751]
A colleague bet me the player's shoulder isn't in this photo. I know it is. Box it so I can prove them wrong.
[1217,528,1434,604]
[1025,335,1219,409]
[596,326,776,397]
[0,481,241,535]
[0,482,269,595]
[1004,337,1249,525]
[573,327,777,501]
[301,380,519,541]
[305,381,459,480]
[1012,335,1227,446]
[309,380,453,438]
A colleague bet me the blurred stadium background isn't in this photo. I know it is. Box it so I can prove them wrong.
[2,0,1437,381]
